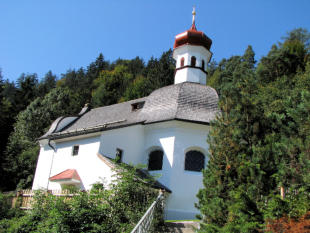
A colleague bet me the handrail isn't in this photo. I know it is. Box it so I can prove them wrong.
[130,192,164,233]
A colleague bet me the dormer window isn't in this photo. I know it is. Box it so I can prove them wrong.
[72,145,79,156]
[131,101,145,111]
[180,57,185,67]
[191,56,196,67]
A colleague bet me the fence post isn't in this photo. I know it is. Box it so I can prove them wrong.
[280,186,285,200]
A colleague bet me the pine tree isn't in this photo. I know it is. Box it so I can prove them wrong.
[197,47,266,232]
[197,30,310,231]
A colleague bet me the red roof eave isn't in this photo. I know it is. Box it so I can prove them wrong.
[49,169,81,182]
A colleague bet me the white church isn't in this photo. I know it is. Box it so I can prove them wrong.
[32,10,219,220]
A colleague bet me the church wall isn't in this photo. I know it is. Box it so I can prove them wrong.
[32,144,55,190]
[174,45,210,85]
[144,122,176,189]
[32,121,210,220]
[146,121,209,220]
[173,45,211,68]
[169,122,210,219]
[175,68,206,85]
[143,121,210,220]
[32,135,117,190]
[99,125,145,165]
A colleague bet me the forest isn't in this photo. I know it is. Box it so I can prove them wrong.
[0,28,310,231]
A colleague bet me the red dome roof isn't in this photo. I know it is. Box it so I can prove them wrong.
[173,23,212,51]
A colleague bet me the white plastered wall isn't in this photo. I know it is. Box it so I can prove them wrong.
[173,45,212,85]
[32,121,210,220]
[174,68,207,85]
[33,125,145,191]
[99,125,145,165]
[32,142,55,190]
[144,121,210,220]
[32,135,115,190]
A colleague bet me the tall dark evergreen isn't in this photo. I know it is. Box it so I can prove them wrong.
[143,49,175,90]
[0,71,17,191]
[197,30,310,232]
[197,47,265,232]
[37,71,57,97]
[16,73,39,111]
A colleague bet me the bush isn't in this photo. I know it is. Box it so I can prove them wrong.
[263,189,310,232]
[0,192,11,220]
[266,211,310,233]
[0,165,160,233]
[0,192,23,221]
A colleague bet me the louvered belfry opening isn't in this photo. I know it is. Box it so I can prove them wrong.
[191,56,196,67]
[201,59,205,70]
[180,57,185,67]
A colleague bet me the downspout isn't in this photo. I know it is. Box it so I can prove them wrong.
[48,138,56,152]
[47,138,56,190]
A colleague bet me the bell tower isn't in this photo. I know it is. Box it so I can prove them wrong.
[173,8,213,85]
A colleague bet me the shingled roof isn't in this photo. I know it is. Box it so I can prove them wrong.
[40,82,219,140]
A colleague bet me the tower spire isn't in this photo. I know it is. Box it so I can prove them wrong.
[173,7,213,85]
[191,6,197,30]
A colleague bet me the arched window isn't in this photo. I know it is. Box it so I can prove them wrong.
[180,57,185,67]
[148,150,163,171]
[185,150,205,172]
[191,56,196,67]
[201,60,205,70]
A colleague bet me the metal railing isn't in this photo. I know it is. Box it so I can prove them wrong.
[131,192,164,233]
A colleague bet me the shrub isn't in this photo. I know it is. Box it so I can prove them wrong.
[266,211,310,233]
[0,165,160,233]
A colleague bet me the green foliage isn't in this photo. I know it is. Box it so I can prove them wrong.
[92,65,134,106]
[4,87,82,190]
[198,28,310,232]
[37,71,57,97]
[91,49,175,106]
[0,192,24,225]
[0,166,159,233]
[0,192,12,220]
[264,187,310,222]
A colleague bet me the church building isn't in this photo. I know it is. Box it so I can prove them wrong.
[32,9,219,220]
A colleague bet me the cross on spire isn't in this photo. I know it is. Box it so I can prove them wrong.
[192,6,196,25]
[191,6,197,30]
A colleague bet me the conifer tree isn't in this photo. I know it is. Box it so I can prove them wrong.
[197,30,310,231]
[197,46,265,232]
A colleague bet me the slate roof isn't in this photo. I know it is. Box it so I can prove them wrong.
[40,82,219,140]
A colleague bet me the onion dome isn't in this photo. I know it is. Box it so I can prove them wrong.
[173,8,212,51]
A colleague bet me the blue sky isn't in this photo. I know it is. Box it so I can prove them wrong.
[1,0,310,82]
